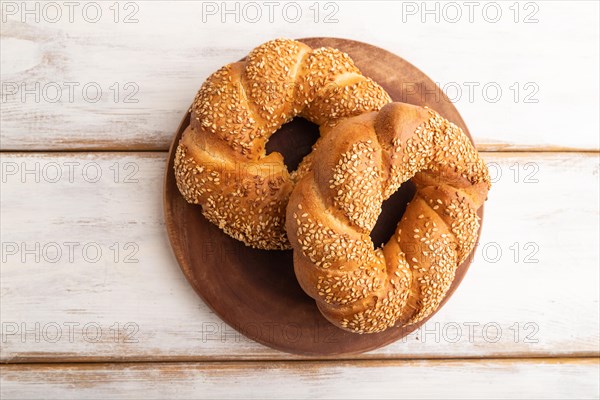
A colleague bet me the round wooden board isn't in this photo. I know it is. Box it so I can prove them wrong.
[164,37,484,356]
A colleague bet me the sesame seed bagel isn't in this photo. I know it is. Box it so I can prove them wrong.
[285,102,491,333]
[174,39,391,249]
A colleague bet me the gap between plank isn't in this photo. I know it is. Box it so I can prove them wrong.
[2,354,599,366]
[0,149,599,155]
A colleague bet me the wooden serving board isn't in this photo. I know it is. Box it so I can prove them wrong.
[163,37,484,356]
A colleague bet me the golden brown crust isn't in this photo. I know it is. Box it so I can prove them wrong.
[174,38,391,249]
[285,102,491,333]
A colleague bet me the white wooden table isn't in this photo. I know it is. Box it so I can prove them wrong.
[1,1,599,398]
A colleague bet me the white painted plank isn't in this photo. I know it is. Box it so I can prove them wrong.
[0,152,598,361]
[1,1,598,151]
[1,359,599,399]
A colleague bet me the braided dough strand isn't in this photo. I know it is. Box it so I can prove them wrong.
[175,39,391,249]
[286,102,491,333]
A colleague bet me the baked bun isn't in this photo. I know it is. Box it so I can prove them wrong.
[174,39,391,249]
[285,102,491,333]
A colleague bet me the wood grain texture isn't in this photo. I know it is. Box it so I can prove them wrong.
[1,1,598,151]
[1,151,598,362]
[1,358,599,399]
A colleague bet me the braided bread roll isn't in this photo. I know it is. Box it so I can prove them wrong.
[174,39,391,249]
[286,102,491,333]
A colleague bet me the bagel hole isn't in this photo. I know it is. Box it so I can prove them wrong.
[370,181,416,249]
[265,117,320,172]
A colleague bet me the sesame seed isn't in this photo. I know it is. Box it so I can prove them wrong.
[175,39,491,334]
[285,102,491,333]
